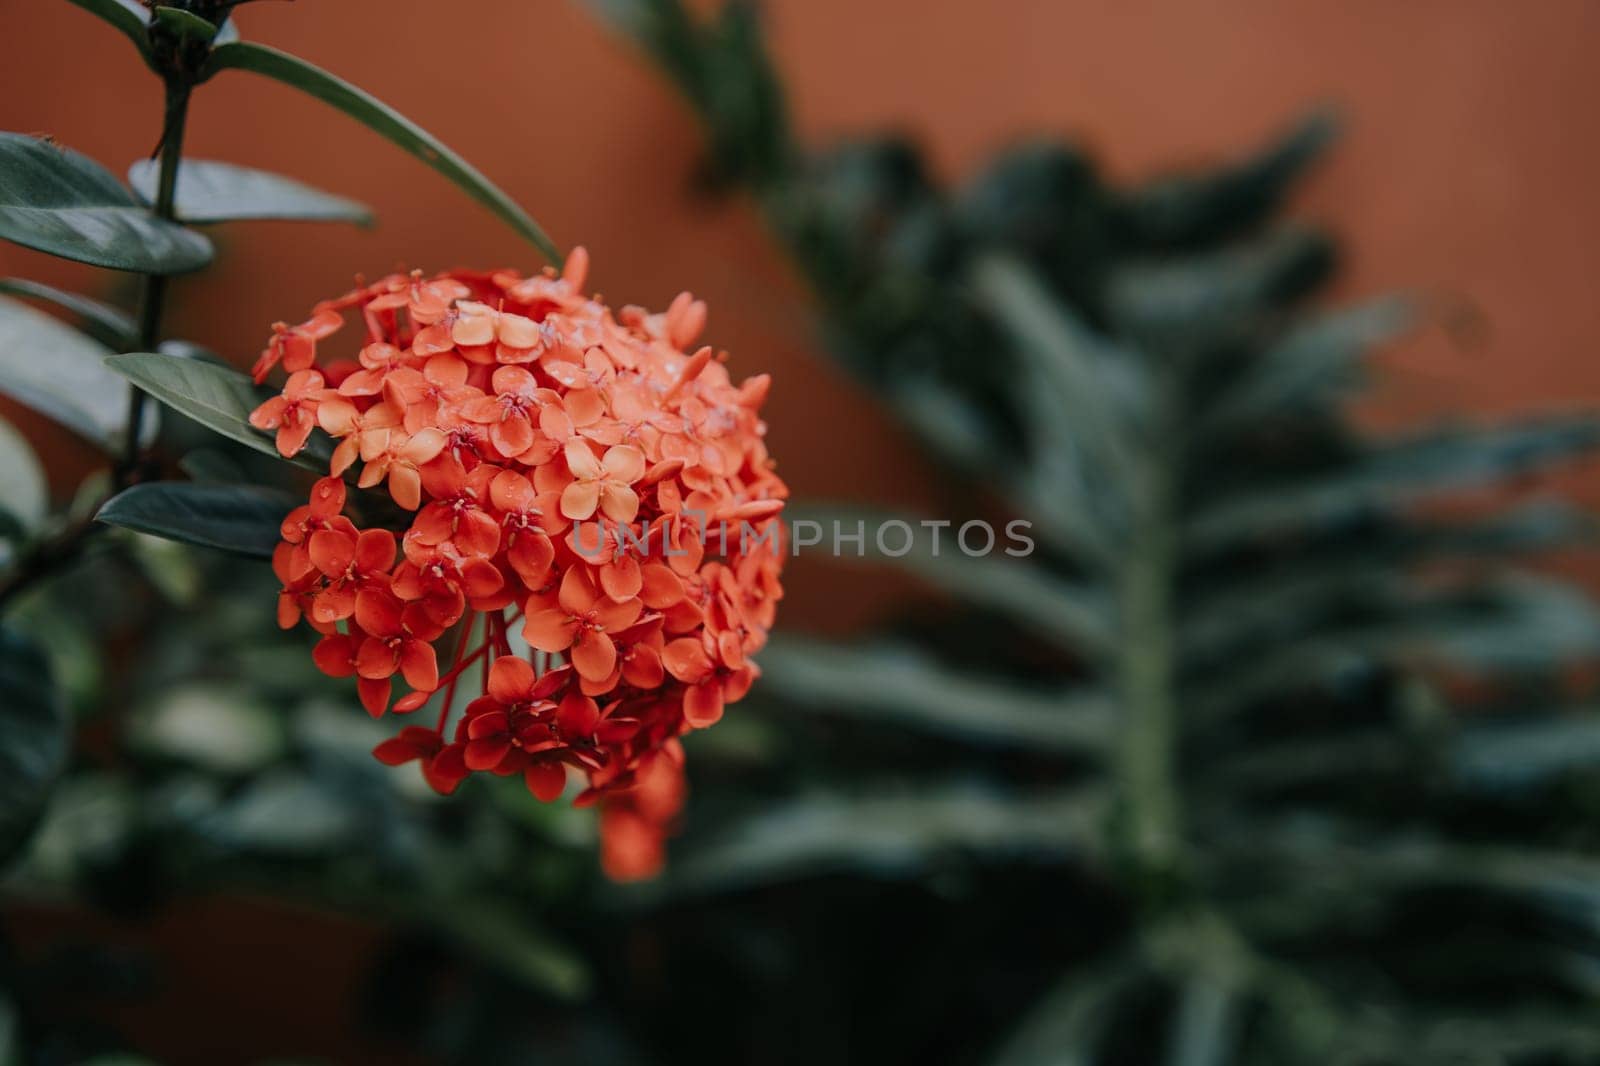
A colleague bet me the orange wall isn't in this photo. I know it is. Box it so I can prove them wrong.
[3,0,1598,628]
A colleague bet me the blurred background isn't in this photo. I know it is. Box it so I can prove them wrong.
[3,1,1600,1064]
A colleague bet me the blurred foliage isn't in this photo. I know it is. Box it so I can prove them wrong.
[588,1,1600,1063]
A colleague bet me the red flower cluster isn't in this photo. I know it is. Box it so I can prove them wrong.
[250,250,785,879]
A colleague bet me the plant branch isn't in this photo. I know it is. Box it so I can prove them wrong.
[0,79,195,615]
[1112,380,1186,908]
[121,78,192,482]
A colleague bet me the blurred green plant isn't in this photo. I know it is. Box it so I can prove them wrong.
[594,1,1600,1062]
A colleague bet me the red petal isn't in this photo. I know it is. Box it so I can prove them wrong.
[358,676,392,718]
[487,656,536,703]
[683,680,725,727]
[525,762,567,802]
[661,637,713,682]
[570,629,616,682]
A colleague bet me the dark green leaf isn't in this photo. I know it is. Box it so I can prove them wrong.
[1107,226,1332,341]
[0,294,137,446]
[61,0,153,64]
[1187,416,1600,557]
[106,351,329,470]
[0,277,137,350]
[204,42,559,262]
[988,958,1140,1066]
[1201,297,1412,437]
[1190,577,1600,716]
[151,4,222,41]
[663,786,1107,895]
[1118,109,1338,248]
[97,481,296,558]
[0,132,211,274]
[1451,712,1600,793]
[760,636,1112,753]
[129,158,373,226]
[0,627,69,867]
[789,503,1117,658]
[972,255,1141,563]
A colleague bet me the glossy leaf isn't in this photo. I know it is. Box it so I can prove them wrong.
[0,277,136,350]
[105,351,329,470]
[0,132,211,274]
[203,42,559,261]
[0,294,137,446]
[0,627,68,867]
[129,158,373,226]
[97,481,296,558]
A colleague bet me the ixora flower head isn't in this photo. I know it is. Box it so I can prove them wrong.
[250,249,786,879]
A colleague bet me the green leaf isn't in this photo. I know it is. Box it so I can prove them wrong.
[974,254,1142,463]
[1451,712,1600,793]
[105,351,329,470]
[203,42,560,262]
[1200,297,1412,437]
[1187,416,1600,557]
[971,254,1141,563]
[97,481,296,558]
[0,277,136,350]
[760,636,1112,753]
[0,132,211,274]
[1118,109,1338,248]
[0,415,47,537]
[663,786,1107,895]
[151,4,222,42]
[1107,225,1332,340]
[988,959,1140,1066]
[1190,577,1600,717]
[61,0,153,64]
[129,157,373,226]
[0,627,69,867]
[788,503,1117,658]
[0,294,138,446]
